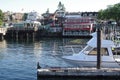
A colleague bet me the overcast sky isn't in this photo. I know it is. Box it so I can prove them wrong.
[0,0,120,14]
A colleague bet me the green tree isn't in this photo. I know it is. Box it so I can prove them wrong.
[22,13,28,21]
[97,10,105,20]
[98,3,120,25]
[9,14,13,21]
[0,9,4,25]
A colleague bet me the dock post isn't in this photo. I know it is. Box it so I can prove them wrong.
[0,33,4,40]
[97,24,101,69]
[12,30,13,38]
[37,62,41,69]
[26,32,29,41]
[33,32,35,41]
[16,31,18,41]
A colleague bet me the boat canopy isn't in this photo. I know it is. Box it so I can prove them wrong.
[87,36,115,48]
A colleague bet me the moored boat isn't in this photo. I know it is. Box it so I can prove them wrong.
[62,32,120,68]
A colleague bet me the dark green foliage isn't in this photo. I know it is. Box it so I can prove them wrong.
[97,3,120,25]
[22,13,28,21]
[0,9,4,25]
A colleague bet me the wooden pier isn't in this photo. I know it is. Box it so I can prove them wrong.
[37,67,120,80]
[4,27,38,40]
[0,27,7,40]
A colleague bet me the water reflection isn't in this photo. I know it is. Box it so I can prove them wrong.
[0,38,89,80]
[0,40,7,60]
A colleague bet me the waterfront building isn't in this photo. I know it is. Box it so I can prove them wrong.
[12,11,41,31]
[3,11,11,22]
[54,1,66,18]
[13,13,24,22]
[27,11,41,21]
[63,12,97,36]
[41,2,66,33]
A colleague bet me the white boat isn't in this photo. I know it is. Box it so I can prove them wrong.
[62,32,120,68]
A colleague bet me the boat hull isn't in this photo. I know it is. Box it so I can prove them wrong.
[63,58,120,68]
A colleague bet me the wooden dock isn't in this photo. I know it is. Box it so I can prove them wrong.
[37,67,120,79]
[0,27,7,40]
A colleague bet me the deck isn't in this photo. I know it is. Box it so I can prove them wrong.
[37,67,120,79]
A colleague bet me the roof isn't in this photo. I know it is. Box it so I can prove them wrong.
[88,32,115,47]
[24,20,41,24]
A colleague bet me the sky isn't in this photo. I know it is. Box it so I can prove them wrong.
[0,0,120,14]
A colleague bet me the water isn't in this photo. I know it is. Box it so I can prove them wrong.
[0,38,89,80]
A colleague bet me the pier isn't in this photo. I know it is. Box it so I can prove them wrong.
[0,27,7,40]
[5,27,38,40]
[37,29,120,80]
[37,67,120,80]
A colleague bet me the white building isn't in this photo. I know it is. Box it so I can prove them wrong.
[27,11,41,21]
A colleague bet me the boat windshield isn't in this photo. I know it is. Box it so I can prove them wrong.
[88,48,109,56]
[82,46,93,54]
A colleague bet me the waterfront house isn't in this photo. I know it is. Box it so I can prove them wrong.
[63,12,97,36]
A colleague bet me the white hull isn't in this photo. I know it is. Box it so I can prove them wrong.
[63,58,120,68]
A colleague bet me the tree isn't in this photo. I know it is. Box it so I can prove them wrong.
[9,14,13,21]
[97,3,120,25]
[0,19,2,26]
[97,10,105,20]
[0,9,4,25]
[22,13,28,21]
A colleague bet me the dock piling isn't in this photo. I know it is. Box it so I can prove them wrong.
[97,24,101,69]
[37,62,41,69]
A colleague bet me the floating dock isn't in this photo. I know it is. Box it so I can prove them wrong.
[37,67,120,80]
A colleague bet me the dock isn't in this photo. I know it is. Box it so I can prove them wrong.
[0,27,7,40]
[37,67,120,79]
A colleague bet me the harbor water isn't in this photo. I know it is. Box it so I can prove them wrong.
[0,38,89,80]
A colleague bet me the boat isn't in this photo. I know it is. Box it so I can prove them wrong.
[62,32,120,68]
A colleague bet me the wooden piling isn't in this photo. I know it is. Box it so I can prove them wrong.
[0,33,4,40]
[26,32,29,41]
[33,32,35,41]
[97,25,101,69]
[16,31,18,41]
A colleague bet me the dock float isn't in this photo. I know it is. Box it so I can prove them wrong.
[37,67,120,79]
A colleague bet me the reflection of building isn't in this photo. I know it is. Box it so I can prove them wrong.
[0,40,7,48]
